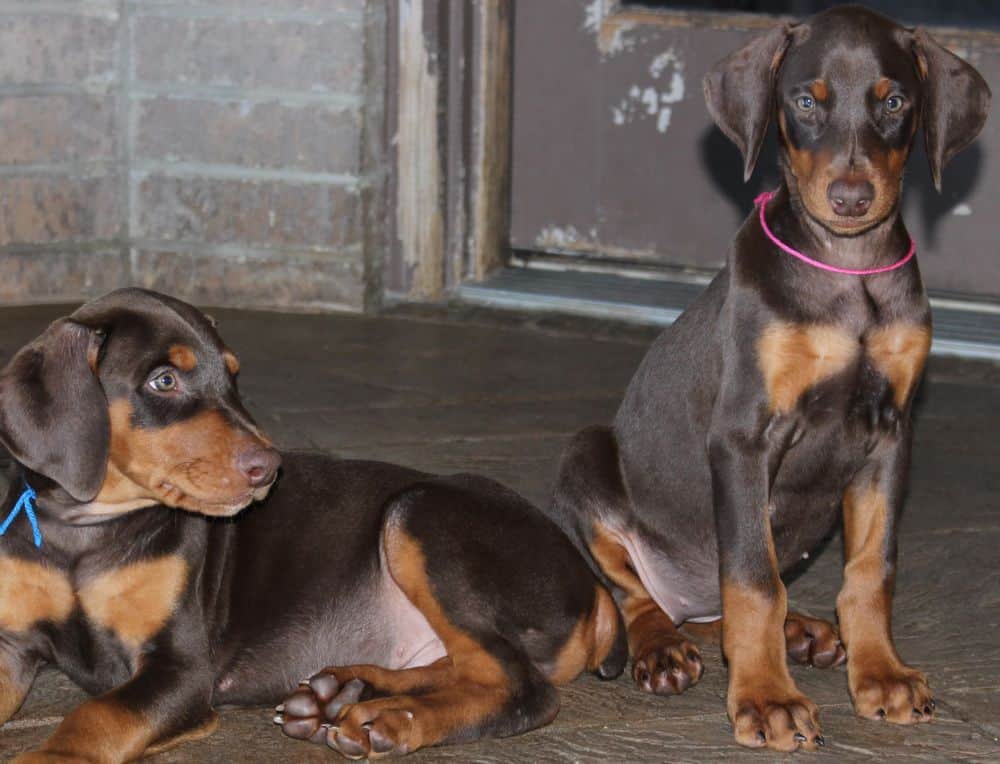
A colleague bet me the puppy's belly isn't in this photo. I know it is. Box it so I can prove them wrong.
[608,525,721,624]
[378,564,447,670]
[212,556,445,706]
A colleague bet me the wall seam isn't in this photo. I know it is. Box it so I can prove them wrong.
[117,0,135,284]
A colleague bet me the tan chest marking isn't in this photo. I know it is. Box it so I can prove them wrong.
[757,323,859,414]
[0,557,74,631]
[866,323,931,409]
[79,555,188,648]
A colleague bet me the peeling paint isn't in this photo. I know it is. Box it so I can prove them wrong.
[582,0,604,35]
[532,224,674,264]
[611,49,685,134]
[601,20,636,56]
[583,5,793,58]
[583,0,636,56]
[535,224,599,253]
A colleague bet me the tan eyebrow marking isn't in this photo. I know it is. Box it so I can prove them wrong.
[223,350,240,375]
[168,345,197,372]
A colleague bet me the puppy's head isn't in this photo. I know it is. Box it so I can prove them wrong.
[704,5,990,235]
[0,288,280,522]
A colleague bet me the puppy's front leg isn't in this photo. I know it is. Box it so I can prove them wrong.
[709,396,821,752]
[838,436,934,725]
[14,637,215,763]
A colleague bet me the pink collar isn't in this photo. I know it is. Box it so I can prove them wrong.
[754,190,915,276]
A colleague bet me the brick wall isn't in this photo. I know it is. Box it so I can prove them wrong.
[0,0,386,311]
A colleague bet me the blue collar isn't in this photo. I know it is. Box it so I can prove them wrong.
[0,482,42,548]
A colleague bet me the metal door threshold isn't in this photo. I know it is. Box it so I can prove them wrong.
[457,266,1000,361]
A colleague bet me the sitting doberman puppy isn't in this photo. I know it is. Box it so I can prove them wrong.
[550,5,989,752]
[0,288,626,762]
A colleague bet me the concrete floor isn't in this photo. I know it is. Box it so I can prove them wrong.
[1,301,999,762]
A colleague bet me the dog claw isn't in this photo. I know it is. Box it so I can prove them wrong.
[275,703,285,713]
[816,735,826,747]
[794,732,807,743]
[273,714,284,725]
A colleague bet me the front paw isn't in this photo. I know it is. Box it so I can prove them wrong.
[729,685,823,752]
[851,663,934,724]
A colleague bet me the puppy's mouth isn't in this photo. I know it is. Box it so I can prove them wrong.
[64,481,274,524]
[803,199,891,236]
[820,215,879,235]
[156,479,274,517]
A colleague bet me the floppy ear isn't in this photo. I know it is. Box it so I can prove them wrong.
[704,23,793,182]
[912,28,991,191]
[0,318,109,502]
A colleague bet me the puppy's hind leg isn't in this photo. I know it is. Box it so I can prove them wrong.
[550,426,704,696]
[279,504,560,758]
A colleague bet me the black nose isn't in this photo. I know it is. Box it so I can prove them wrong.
[827,179,874,218]
[237,446,281,487]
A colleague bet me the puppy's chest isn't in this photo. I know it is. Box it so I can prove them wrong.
[0,553,189,683]
[756,319,931,427]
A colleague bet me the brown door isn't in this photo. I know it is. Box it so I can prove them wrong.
[510,1,1000,298]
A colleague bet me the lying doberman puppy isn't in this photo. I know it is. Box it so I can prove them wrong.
[550,5,989,752]
[0,288,626,762]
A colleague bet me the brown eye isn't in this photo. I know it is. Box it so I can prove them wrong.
[149,372,177,393]
[796,95,815,112]
[885,95,904,113]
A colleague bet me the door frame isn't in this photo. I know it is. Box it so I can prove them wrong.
[385,0,513,302]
